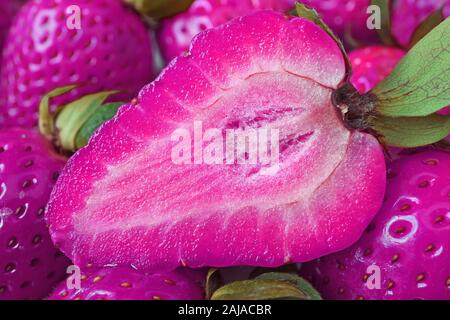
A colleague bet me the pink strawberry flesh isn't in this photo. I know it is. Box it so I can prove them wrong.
[0,0,154,128]
[300,148,450,300]
[49,266,205,300]
[349,46,406,94]
[47,11,386,272]
[0,129,71,300]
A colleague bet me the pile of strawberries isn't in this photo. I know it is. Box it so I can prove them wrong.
[0,0,448,300]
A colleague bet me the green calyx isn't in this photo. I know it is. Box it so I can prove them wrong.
[296,2,449,148]
[372,18,450,118]
[210,272,322,301]
[408,8,446,49]
[124,0,194,20]
[369,114,450,148]
[333,18,450,148]
[39,86,123,153]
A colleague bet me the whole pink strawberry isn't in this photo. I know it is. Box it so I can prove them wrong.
[49,266,205,300]
[0,0,26,60]
[300,149,450,300]
[392,0,450,47]
[157,0,257,62]
[0,0,154,128]
[0,128,71,300]
[349,46,406,94]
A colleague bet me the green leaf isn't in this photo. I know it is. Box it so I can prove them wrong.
[371,0,397,46]
[255,273,322,300]
[205,268,223,300]
[55,91,118,152]
[38,85,78,139]
[249,264,298,279]
[211,279,308,300]
[373,18,450,117]
[295,3,351,72]
[369,114,450,147]
[124,0,194,20]
[210,272,321,301]
[408,9,445,48]
[74,102,121,149]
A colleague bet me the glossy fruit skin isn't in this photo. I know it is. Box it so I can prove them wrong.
[157,0,256,62]
[300,0,379,44]
[0,0,25,60]
[156,0,296,62]
[349,46,406,94]
[392,0,450,47]
[47,11,386,273]
[157,0,388,62]
[0,0,154,128]
[300,149,450,300]
[297,0,450,47]
[0,128,70,300]
[49,266,205,300]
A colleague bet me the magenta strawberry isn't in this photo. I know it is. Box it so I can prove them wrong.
[0,0,154,128]
[0,128,70,300]
[295,0,450,48]
[300,148,450,300]
[156,0,299,62]
[0,0,25,62]
[157,0,257,62]
[49,266,205,300]
[46,10,449,273]
[349,46,406,94]
[392,0,450,47]
[299,0,379,44]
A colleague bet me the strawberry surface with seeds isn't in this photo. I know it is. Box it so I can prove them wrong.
[0,128,71,300]
[301,149,450,300]
[49,266,205,300]
[0,0,154,128]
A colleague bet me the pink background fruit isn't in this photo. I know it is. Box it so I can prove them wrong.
[349,46,406,94]
[157,0,256,62]
[392,0,450,47]
[300,149,450,300]
[0,0,154,128]
[0,128,71,300]
[49,266,205,300]
[156,0,299,62]
[297,0,379,44]
[47,11,386,273]
[0,0,26,61]
[290,0,450,47]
